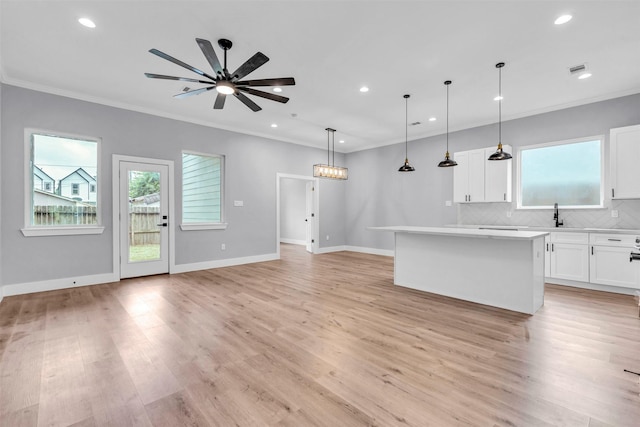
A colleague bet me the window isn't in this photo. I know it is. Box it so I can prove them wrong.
[23,129,103,236]
[518,136,603,209]
[181,151,225,230]
[90,184,96,193]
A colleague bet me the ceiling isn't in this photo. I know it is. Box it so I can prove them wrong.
[1,1,639,153]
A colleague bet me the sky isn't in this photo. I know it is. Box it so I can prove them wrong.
[32,133,98,181]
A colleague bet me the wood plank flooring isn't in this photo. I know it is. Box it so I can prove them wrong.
[1,243,639,426]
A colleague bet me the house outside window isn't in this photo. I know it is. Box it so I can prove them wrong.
[181,151,226,230]
[23,129,103,236]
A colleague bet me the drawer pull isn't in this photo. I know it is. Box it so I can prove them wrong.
[607,238,622,242]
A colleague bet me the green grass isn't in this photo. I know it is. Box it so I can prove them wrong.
[129,244,160,262]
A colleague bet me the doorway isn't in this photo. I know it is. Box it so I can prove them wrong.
[276,173,319,258]
[113,156,174,279]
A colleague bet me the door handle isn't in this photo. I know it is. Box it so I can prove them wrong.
[305,219,308,222]
[157,223,168,227]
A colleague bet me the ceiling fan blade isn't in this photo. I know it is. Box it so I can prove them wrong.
[173,86,216,99]
[214,93,226,109]
[235,77,295,87]
[234,92,262,112]
[195,38,224,76]
[239,87,289,103]
[230,52,269,81]
[144,73,213,84]
[149,48,217,81]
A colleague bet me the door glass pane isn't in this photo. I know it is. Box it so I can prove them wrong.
[128,170,161,262]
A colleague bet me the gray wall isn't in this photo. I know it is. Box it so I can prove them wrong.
[0,84,346,286]
[280,178,306,242]
[345,93,640,251]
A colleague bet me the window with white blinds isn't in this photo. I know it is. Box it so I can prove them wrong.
[182,152,224,225]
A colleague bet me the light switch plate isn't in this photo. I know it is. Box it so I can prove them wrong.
[445,200,452,207]
[611,209,619,218]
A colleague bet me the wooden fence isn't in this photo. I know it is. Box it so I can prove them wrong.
[33,205,161,246]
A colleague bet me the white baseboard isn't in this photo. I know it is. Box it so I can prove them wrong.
[344,245,394,257]
[316,245,346,254]
[172,252,279,274]
[280,238,306,246]
[2,272,119,297]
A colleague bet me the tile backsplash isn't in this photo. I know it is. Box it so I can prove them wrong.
[458,199,640,230]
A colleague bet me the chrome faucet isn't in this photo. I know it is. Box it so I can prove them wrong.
[554,203,564,228]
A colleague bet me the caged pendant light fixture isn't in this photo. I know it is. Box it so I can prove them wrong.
[398,94,415,172]
[488,62,512,161]
[313,128,348,180]
[438,80,457,168]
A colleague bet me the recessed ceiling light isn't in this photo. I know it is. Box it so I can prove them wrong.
[273,87,282,92]
[78,17,96,28]
[554,14,572,25]
[359,86,369,93]
[578,73,592,80]
[271,123,278,128]
[494,95,504,101]
[339,140,345,144]
[428,117,436,122]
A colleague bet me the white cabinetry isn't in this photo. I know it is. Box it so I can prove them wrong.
[589,234,640,289]
[484,147,512,202]
[453,145,512,203]
[453,149,485,203]
[547,232,589,282]
[610,124,640,199]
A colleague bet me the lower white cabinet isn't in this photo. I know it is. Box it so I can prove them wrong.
[589,234,640,289]
[546,232,590,283]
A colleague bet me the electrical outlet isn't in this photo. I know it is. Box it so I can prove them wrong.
[326,235,330,241]
[611,210,619,218]
[221,243,226,250]
[506,211,512,218]
[445,200,452,207]
[234,200,244,207]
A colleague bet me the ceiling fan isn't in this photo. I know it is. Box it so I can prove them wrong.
[145,38,295,112]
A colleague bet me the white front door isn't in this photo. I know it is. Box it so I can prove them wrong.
[305,181,314,253]
[119,161,170,278]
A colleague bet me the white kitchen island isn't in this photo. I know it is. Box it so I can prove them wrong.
[369,226,549,314]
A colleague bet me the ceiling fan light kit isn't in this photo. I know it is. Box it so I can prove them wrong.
[488,62,512,161]
[145,38,295,112]
[438,80,458,168]
[314,128,348,180]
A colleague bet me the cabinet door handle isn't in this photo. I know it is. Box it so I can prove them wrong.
[612,188,615,198]
[591,246,594,255]
[504,193,506,201]
[469,195,471,202]
[546,243,549,252]
[551,243,554,252]
[607,238,621,242]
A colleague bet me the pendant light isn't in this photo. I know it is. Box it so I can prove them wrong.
[398,94,415,172]
[438,80,457,167]
[313,128,348,180]
[488,62,512,161]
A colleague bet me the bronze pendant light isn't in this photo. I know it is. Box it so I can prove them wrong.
[438,80,458,167]
[398,94,415,172]
[488,62,512,161]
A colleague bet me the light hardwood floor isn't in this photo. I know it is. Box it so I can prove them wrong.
[1,244,639,426]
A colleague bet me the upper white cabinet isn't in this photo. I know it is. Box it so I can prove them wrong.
[484,146,513,202]
[453,149,485,203]
[453,145,512,203]
[610,124,640,199]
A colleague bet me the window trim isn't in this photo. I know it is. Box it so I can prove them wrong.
[516,134,605,210]
[22,128,104,237]
[180,150,226,231]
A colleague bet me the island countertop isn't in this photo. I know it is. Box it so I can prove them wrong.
[368,225,549,240]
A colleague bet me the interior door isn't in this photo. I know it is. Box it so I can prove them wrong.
[119,161,169,278]
[305,181,314,253]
